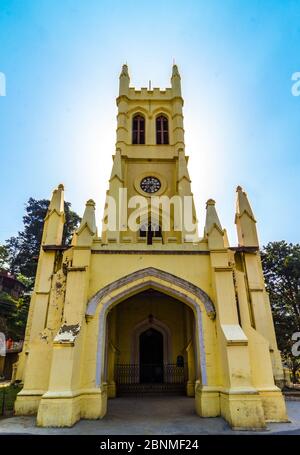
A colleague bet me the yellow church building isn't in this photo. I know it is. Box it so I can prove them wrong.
[14,65,288,430]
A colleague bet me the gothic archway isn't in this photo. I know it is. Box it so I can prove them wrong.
[86,267,216,390]
[86,267,215,318]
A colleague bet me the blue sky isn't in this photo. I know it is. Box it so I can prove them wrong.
[0,0,299,245]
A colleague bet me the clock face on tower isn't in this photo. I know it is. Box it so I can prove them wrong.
[140,176,161,194]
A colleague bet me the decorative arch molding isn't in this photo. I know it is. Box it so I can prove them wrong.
[126,198,172,227]
[87,267,216,387]
[127,106,149,118]
[151,107,172,119]
[86,267,216,319]
[131,316,172,366]
[124,317,174,384]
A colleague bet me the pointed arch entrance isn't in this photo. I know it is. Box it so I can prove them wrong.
[107,289,194,396]
[86,267,216,398]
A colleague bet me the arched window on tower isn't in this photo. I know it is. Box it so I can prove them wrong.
[132,114,145,144]
[139,222,162,245]
[156,115,169,145]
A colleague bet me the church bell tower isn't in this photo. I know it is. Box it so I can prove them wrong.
[102,64,198,244]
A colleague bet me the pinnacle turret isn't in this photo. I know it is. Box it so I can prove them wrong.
[42,184,65,245]
[235,186,259,247]
[171,64,181,96]
[119,63,130,96]
[204,199,222,235]
[48,184,64,213]
[79,199,97,235]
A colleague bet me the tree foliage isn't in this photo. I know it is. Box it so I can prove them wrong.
[261,241,300,382]
[0,244,8,269]
[0,291,29,339]
[0,198,80,340]
[5,198,80,282]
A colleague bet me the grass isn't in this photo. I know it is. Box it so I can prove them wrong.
[0,384,22,416]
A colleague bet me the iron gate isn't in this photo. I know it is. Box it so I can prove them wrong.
[115,363,187,395]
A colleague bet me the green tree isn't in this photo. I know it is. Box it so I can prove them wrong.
[7,274,34,339]
[261,241,300,383]
[0,244,8,270]
[0,198,80,340]
[0,275,34,340]
[0,291,28,340]
[5,198,81,283]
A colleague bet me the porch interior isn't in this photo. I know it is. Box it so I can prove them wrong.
[105,289,197,397]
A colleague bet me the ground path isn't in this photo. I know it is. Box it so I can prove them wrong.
[0,397,300,435]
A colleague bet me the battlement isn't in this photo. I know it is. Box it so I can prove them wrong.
[127,86,174,100]
[119,64,182,100]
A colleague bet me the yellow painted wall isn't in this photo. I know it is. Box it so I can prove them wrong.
[14,65,287,430]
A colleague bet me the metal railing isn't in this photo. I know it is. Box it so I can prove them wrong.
[115,363,187,385]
